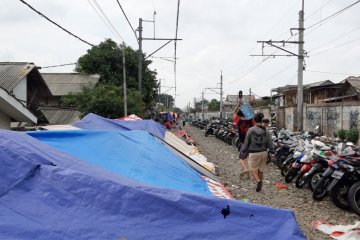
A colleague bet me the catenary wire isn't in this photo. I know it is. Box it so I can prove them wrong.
[310,38,360,57]
[87,0,122,41]
[41,63,76,69]
[91,0,124,42]
[18,0,94,47]
[174,0,181,101]
[306,0,360,31]
[115,0,138,40]
[306,69,360,75]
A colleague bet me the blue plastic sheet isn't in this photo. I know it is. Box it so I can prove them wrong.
[72,113,166,138]
[28,130,212,196]
[240,103,254,120]
[0,130,306,240]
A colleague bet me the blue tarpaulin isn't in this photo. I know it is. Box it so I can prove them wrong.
[28,130,213,196]
[0,130,305,239]
[72,113,166,138]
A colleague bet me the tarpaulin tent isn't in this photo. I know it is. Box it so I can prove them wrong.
[0,130,306,239]
[72,113,166,138]
[28,130,214,196]
[117,114,142,121]
[164,131,215,173]
[160,112,173,123]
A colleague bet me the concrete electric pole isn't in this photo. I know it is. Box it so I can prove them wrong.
[201,91,204,120]
[220,71,223,119]
[121,43,127,116]
[252,0,306,131]
[138,18,143,92]
[297,0,305,131]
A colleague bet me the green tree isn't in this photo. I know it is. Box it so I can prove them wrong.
[75,39,158,107]
[158,94,175,109]
[61,84,143,118]
[195,99,208,112]
[208,98,220,111]
[172,107,183,114]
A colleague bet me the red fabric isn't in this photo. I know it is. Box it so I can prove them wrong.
[234,116,239,125]
[165,121,172,129]
[237,119,254,142]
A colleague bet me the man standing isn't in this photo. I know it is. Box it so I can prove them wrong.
[244,113,274,192]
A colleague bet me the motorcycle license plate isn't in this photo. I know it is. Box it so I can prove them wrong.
[331,170,344,179]
[292,162,299,168]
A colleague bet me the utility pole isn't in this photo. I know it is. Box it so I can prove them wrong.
[158,79,161,104]
[201,91,204,120]
[252,0,306,131]
[138,18,143,92]
[249,88,252,103]
[121,43,127,116]
[297,0,305,131]
[220,71,223,119]
[137,17,182,97]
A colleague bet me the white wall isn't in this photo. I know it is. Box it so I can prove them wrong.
[12,77,27,103]
[0,110,10,129]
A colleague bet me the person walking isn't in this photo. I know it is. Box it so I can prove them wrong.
[244,113,274,192]
[233,100,254,178]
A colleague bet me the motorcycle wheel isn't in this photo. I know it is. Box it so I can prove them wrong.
[348,181,360,216]
[205,132,209,137]
[276,155,286,169]
[285,168,298,183]
[313,177,330,201]
[295,172,308,188]
[330,183,350,211]
[281,161,292,177]
[308,171,322,192]
[231,136,238,148]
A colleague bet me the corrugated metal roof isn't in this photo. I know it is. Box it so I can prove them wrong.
[304,80,333,89]
[0,62,35,92]
[41,73,100,96]
[341,76,360,90]
[40,108,81,125]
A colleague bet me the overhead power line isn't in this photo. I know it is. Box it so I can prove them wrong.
[91,0,124,42]
[309,25,360,53]
[306,0,360,31]
[174,0,181,100]
[224,57,270,86]
[40,63,76,69]
[18,0,94,47]
[250,64,295,89]
[306,69,360,76]
[310,38,360,57]
[115,0,137,41]
[307,0,335,19]
[87,0,121,41]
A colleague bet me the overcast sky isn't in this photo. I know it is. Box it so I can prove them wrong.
[1,0,360,108]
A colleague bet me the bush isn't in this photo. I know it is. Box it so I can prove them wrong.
[337,129,347,141]
[346,128,359,144]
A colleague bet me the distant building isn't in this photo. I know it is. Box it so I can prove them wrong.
[40,73,100,124]
[223,94,255,112]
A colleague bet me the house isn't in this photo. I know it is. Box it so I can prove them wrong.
[223,94,255,112]
[311,77,360,103]
[40,73,100,124]
[0,62,52,129]
[278,80,334,106]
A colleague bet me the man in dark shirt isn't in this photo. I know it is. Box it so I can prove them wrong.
[244,113,274,192]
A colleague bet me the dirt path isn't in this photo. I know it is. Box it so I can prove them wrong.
[184,124,359,240]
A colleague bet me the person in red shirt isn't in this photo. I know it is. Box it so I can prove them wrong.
[233,100,254,178]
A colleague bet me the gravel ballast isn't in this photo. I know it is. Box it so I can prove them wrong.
[184,125,359,240]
